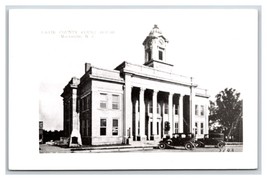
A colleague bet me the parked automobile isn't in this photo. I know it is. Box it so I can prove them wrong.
[158,133,196,150]
[195,133,225,148]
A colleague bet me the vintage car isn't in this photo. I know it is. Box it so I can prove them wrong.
[158,133,196,150]
[195,133,225,148]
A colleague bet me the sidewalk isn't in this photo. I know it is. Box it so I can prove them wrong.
[70,140,159,153]
[40,140,243,153]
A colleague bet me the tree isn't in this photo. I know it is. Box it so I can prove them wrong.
[209,88,243,142]
[43,130,64,143]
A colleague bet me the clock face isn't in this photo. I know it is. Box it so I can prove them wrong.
[159,39,164,45]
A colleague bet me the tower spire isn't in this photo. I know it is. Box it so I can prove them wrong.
[142,25,173,70]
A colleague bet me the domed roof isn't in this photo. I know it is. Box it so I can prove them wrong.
[143,24,168,45]
[149,24,162,37]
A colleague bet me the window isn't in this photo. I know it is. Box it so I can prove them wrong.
[157,122,159,135]
[112,95,119,109]
[112,119,118,136]
[150,122,153,135]
[147,50,152,61]
[100,93,107,109]
[164,104,168,114]
[175,104,178,115]
[200,123,204,134]
[175,122,179,133]
[157,103,160,114]
[100,118,106,136]
[195,105,198,115]
[159,50,163,60]
[195,122,198,135]
[200,105,205,116]
[81,96,89,111]
[149,102,153,113]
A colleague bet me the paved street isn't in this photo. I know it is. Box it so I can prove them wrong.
[39,144,72,153]
[40,144,242,153]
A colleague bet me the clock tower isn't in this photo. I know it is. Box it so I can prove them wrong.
[143,25,173,70]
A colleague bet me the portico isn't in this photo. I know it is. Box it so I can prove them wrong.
[125,83,192,143]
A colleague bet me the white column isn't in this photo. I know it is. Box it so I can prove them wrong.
[147,103,151,140]
[190,87,196,134]
[178,94,184,133]
[168,92,173,137]
[149,104,151,140]
[135,99,139,139]
[159,102,162,138]
[139,87,146,141]
[152,90,159,140]
[123,83,133,144]
[162,103,166,138]
[172,102,175,134]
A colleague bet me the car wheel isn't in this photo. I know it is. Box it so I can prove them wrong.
[166,140,172,145]
[159,143,166,149]
[185,142,194,150]
[217,142,225,148]
[195,141,203,148]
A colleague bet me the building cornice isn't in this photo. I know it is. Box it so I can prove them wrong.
[118,61,198,87]
[89,75,125,84]
[195,93,210,98]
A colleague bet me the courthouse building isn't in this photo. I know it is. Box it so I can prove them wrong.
[61,25,209,147]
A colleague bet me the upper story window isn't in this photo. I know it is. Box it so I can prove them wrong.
[147,50,152,61]
[200,105,205,116]
[175,104,178,115]
[164,104,168,114]
[149,102,153,113]
[100,93,107,109]
[159,50,163,60]
[112,95,119,110]
[195,105,199,115]
[81,96,90,111]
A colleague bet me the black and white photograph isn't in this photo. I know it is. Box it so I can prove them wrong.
[8,6,259,170]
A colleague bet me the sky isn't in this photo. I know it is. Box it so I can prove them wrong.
[9,8,258,131]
